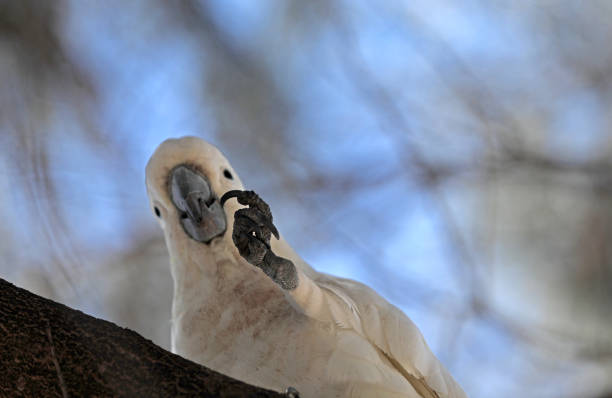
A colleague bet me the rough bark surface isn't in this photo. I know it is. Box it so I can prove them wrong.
[0,277,286,398]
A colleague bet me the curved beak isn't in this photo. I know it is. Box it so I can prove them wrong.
[169,165,227,243]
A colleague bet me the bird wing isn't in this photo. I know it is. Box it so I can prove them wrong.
[316,275,468,398]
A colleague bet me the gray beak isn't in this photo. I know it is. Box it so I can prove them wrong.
[169,165,227,243]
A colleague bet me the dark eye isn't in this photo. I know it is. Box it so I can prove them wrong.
[154,207,161,218]
[223,169,233,180]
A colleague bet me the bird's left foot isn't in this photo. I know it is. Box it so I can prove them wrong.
[220,190,298,290]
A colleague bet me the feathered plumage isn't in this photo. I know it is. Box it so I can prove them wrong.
[145,136,467,398]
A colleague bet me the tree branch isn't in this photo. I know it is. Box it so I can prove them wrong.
[0,277,287,397]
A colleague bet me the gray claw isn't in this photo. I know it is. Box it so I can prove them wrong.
[220,190,243,207]
[220,190,280,239]
[224,189,298,290]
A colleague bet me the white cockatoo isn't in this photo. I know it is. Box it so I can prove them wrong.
[145,136,468,398]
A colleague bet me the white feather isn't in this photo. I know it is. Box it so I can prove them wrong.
[145,137,468,398]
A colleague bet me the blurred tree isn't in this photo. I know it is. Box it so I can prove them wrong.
[1,1,612,397]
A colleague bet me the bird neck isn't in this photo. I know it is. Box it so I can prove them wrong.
[167,234,249,299]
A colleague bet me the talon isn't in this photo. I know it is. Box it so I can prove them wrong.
[259,217,279,240]
[225,189,298,290]
[221,190,280,240]
[220,190,243,207]
[269,223,279,240]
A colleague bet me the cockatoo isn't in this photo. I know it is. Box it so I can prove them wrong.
[145,136,468,398]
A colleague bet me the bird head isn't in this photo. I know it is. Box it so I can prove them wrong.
[145,136,244,249]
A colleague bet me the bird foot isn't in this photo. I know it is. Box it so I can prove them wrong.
[221,190,298,290]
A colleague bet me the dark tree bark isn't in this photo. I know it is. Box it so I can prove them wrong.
[0,278,287,397]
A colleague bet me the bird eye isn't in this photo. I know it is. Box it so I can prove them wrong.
[154,207,161,218]
[223,169,233,180]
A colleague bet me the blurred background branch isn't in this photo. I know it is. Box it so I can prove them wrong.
[1,1,612,397]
